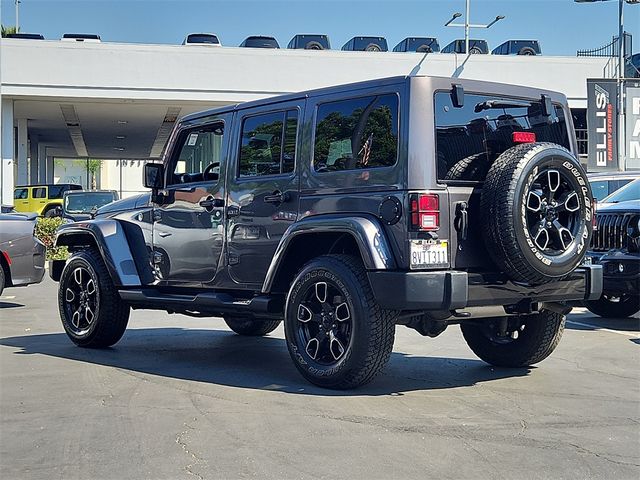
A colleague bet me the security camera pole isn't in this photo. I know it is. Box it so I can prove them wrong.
[444,0,504,54]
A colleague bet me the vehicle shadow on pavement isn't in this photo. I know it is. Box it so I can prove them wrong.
[0,301,25,309]
[565,309,640,333]
[0,328,531,396]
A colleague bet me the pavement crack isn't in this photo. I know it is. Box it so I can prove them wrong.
[566,442,640,468]
[175,418,207,480]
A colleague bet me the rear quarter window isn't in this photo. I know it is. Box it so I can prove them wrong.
[435,91,570,182]
[313,94,399,173]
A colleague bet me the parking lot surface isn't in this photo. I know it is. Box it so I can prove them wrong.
[1,276,639,480]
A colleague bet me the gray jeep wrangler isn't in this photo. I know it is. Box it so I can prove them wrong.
[51,75,602,389]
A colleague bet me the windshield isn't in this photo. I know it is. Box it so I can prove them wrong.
[601,179,640,203]
[64,193,116,213]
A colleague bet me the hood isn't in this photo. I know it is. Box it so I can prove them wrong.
[596,199,640,214]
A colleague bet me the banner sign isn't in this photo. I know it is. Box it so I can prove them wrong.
[587,79,618,171]
[626,86,640,170]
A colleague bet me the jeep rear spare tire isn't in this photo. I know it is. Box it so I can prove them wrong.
[481,142,593,285]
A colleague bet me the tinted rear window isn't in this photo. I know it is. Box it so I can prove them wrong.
[435,92,570,182]
[186,34,219,44]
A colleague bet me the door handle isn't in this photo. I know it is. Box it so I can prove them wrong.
[199,196,224,211]
[264,190,290,204]
[158,231,171,238]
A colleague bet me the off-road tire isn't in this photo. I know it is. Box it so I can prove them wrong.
[224,317,281,336]
[481,142,593,285]
[518,47,536,56]
[444,152,489,181]
[461,310,565,367]
[58,248,130,347]
[585,294,640,319]
[284,254,396,389]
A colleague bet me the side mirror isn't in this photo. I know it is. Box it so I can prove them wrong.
[144,163,164,189]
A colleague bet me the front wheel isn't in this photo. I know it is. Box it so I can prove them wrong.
[284,254,397,389]
[585,294,640,319]
[58,249,130,347]
[460,310,565,367]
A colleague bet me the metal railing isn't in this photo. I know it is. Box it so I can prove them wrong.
[577,32,631,58]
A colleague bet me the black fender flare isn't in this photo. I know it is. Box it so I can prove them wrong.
[261,213,396,293]
[55,219,149,286]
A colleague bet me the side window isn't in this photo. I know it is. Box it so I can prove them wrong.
[435,92,570,182]
[170,123,224,184]
[14,188,28,200]
[33,187,47,199]
[238,109,298,178]
[313,94,398,173]
[590,181,609,201]
[48,185,66,199]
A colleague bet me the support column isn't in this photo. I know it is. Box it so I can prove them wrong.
[29,134,39,184]
[0,98,14,206]
[16,118,28,186]
[46,156,54,183]
[38,144,48,183]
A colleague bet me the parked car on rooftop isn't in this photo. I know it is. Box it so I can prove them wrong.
[239,36,279,49]
[492,40,541,56]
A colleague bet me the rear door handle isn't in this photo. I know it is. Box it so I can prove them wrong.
[264,191,290,204]
[199,196,224,211]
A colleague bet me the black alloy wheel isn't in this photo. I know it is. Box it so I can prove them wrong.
[294,279,353,364]
[63,266,99,336]
[524,168,582,255]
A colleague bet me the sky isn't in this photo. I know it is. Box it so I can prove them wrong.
[0,0,638,56]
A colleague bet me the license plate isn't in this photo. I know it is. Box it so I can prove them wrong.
[410,240,448,269]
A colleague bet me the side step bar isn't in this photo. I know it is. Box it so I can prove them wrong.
[118,289,284,317]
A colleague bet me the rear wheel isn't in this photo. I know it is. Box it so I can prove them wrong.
[284,254,396,389]
[58,249,130,347]
[224,317,281,336]
[585,294,640,319]
[460,310,565,367]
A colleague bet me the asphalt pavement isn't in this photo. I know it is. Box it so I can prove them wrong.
[1,276,639,480]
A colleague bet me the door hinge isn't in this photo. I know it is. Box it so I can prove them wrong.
[227,206,241,217]
[228,253,240,265]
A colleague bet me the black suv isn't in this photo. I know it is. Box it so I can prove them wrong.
[585,199,639,318]
[51,76,601,389]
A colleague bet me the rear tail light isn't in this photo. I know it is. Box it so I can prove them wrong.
[512,131,536,144]
[410,193,439,231]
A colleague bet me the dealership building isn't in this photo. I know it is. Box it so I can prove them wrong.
[0,37,637,205]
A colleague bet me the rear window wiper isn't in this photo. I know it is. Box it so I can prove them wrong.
[474,100,532,113]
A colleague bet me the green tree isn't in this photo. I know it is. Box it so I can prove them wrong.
[1,25,19,37]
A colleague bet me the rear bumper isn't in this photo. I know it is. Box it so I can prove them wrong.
[367,266,603,311]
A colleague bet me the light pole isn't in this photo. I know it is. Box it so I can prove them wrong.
[15,0,21,31]
[575,0,639,170]
[444,0,504,54]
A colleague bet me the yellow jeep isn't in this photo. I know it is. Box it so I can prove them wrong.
[13,184,83,217]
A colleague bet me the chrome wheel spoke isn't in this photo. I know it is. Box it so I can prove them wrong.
[552,220,574,250]
[306,335,325,360]
[314,282,327,303]
[329,331,346,360]
[86,279,96,296]
[85,306,95,325]
[72,310,81,329]
[65,288,75,302]
[547,170,561,193]
[526,190,543,212]
[297,304,314,323]
[534,225,550,250]
[73,268,83,286]
[335,302,350,322]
